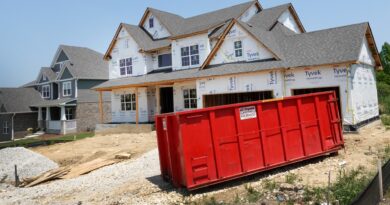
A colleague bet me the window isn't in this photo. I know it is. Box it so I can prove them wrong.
[119,58,132,76]
[42,85,50,98]
[3,121,9,134]
[65,107,75,120]
[158,54,172,68]
[120,93,136,111]
[149,17,154,28]
[62,81,72,96]
[183,89,197,109]
[181,45,199,67]
[234,41,243,57]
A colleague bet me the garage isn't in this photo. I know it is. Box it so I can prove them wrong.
[203,91,273,108]
[292,87,342,117]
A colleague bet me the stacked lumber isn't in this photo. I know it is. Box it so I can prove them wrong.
[22,167,70,187]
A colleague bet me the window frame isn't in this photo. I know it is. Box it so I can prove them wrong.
[120,93,136,111]
[62,81,72,97]
[41,85,50,98]
[65,107,75,120]
[234,40,243,57]
[158,53,172,68]
[149,17,154,28]
[181,45,199,67]
[183,88,197,109]
[3,121,9,134]
[119,58,133,76]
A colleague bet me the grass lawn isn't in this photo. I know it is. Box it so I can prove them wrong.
[0,132,94,149]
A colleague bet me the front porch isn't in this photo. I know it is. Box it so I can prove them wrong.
[34,99,78,135]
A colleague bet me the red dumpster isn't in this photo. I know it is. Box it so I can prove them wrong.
[156,91,343,190]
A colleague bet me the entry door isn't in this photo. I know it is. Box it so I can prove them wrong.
[160,87,174,113]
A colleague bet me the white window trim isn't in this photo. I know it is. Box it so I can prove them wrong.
[3,121,9,134]
[41,85,50,98]
[65,107,75,120]
[120,93,136,111]
[181,45,200,68]
[183,88,197,109]
[62,81,72,97]
[234,40,243,58]
[119,58,133,77]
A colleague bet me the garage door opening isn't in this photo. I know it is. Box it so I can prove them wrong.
[292,87,342,118]
[203,91,273,108]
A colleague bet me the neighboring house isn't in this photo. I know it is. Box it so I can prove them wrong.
[0,88,43,141]
[28,45,111,134]
[94,0,382,131]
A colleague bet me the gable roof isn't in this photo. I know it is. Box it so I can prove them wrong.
[139,8,186,36]
[278,22,381,68]
[56,45,108,80]
[171,1,261,39]
[36,67,57,83]
[104,23,171,60]
[0,88,43,113]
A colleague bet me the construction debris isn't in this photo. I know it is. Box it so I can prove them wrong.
[115,153,132,160]
[21,158,119,187]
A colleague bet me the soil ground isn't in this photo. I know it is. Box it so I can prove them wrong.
[2,120,390,204]
[31,131,157,166]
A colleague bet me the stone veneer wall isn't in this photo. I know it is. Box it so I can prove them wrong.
[76,102,111,132]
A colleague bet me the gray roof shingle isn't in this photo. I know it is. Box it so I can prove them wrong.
[247,3,291,30]
[122,24,170,52]
[279,22,369,68]
[0,88,43,113]
[60,45,108,80]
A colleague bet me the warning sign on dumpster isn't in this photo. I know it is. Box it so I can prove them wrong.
[239,106,257,120]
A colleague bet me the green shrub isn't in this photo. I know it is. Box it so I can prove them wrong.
[285,172,299,184]
[382,115,390,126]
[330,166,370,205]
[262,179,277,191]
[244,184,262,203]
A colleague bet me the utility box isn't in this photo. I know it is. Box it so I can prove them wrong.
[156,91,344,190]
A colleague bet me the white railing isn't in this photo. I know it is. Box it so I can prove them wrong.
[48,121,61,130]
[65,120,77,130]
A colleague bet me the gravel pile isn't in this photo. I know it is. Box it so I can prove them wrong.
[0,148,182,205]
[0,147,58,182]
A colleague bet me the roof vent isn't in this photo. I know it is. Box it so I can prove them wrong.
[247,23,253,27]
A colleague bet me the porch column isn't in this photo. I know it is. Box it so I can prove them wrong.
[46,107,51,121]
[98,91,104,124]
[135,87,139,126]
[37,107,42,121]
[156,86,161,115]
[60,106,67,121]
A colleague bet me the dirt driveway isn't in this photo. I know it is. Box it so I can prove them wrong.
[2,120,390,204]
[31,131,157,166]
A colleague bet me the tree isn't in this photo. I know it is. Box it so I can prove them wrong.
[380,42,390,74]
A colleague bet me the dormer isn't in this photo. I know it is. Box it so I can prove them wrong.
[202,20,280,69]
[139,8,172,39]
[238,1,262,22]
[277,7,304,34]
[51,47,70,74]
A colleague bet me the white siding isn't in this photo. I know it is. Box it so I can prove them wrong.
[210,24,275,65]
[142,13,171,39]
[350,64,379,124]
[278,10,301,34]
[359,37,375,66]
[196,70,284,108]
[111,88,150,123]
[172,33,211,70]
[109,28,150,79]
[239,4,259,22]
[173,81,197,112]
[284,66,354,125]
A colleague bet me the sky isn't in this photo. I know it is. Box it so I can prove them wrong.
[0,0,389,87]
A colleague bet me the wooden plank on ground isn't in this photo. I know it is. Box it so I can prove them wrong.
[61,158,118,179]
